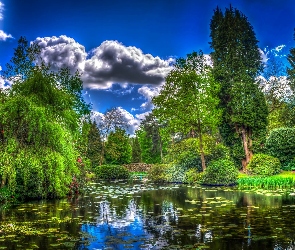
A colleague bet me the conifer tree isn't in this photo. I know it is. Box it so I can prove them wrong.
[131,136,142,163]
[210,6,268,170]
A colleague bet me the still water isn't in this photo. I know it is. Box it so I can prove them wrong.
[1,181,295,249]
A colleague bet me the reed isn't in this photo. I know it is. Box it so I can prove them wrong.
[237,176,295,189]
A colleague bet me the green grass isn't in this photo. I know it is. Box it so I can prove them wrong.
[237,171,295,189]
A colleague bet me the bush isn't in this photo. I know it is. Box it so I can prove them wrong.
[282,159,295,171]
[184,169,204,184]
[266,127,295,166]
[94,165,130,179]
[201,159,238,185]
[246,154,281,177]
[147,164,170,183]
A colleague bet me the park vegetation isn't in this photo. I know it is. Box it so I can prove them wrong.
[1,5,295,205]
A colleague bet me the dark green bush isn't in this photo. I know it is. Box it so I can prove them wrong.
[94,165,130,179]
[147,164,170,183]
[201,159,238,185]
[246,154,281,177]
[184,169,204,184]
[282,159,295,171]
[266,127,295,166]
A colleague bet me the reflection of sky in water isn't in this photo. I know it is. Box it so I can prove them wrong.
[80,199,154,249]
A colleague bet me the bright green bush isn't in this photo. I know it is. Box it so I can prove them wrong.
[94,165,130,179]
[147,164,170,183]
[184,169,204,184]
[266,127,295,166]
[201,159,238,185]
[246,154,281,177]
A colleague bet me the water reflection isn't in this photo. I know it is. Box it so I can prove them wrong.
[0,182,295,249]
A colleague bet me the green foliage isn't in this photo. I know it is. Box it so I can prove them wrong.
[164,137,231,172]
[153,51,221,170]
[147,164,170,183]
[282,159,295,171]
[210,6,268,167]
[266,127,295,166]
[287,29,295,92]
[94,165,130,180]
[202,159,238,185]
[105,128,132,165]
[184,169,204,184]
[131,136,142,163]
[136,114,165,164]
[0,37,90,201]
[246,154,281,177]
[86,121,103,169]
[238,176,295,189]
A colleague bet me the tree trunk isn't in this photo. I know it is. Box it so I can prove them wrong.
[241,126,251,172]
[197,120,206,171]
[99,141,105,165]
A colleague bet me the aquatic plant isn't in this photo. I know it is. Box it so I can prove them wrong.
[238,175,295,189]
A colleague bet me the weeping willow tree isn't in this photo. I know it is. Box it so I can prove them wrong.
[0,37,91,199]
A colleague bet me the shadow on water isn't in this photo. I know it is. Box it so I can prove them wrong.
[1,181,295,249]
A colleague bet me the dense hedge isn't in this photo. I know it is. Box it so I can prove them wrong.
[246,154,281,177]
[94,165,130,179]
[266,127,295,166]
[201,159,238,185]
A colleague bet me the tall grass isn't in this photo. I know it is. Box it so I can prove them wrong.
[238,176,295,189]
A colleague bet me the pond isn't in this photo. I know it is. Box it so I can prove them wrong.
[1,181,295,249]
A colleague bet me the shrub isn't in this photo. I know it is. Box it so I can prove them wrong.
[201,159,238,185]
[246,154,281,177]
[282,159,295,171]
[266,127,295,166]
[94,165,130,179]
[147,164,170,183]
[184,169,204,184]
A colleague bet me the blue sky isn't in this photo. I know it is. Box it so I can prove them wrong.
[0,0,294,133]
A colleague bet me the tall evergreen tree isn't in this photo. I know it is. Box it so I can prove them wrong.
[131,136,142,163]
[210,6,268,170]
[87,121,103,169]
[287,29,295,91]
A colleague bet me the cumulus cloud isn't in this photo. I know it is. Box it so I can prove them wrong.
[34,36,173,89]
[91,107,140,135]
[83,40,173,89]
[34,35,87,73]
[138,86,160,111]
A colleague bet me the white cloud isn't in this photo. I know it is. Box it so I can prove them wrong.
[83,40,173,89]
[34,36,87,73]
[135,111,151,121]
[91,108,140,135]
[259,48,268,64]
[275,45,286,52]
[258,75,292,101]
[0,2,13,41]
[138,86,160,111]
[0,30,13,41]
[34,36,173,90]
[0,1,4,20]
